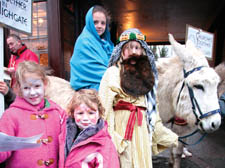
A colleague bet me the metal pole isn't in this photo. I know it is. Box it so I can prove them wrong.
[0,26,4,117]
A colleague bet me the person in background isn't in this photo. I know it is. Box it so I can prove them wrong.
[0,34,39,109]
[5,34,39,89]
[219,92,225,120]
[0,61,65,168]
[59,89,119,168]
[0,80,15,109]
[70,5,114,91]
[99,28,178,168]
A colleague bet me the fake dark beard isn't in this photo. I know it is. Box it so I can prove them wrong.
[120,54,155,97]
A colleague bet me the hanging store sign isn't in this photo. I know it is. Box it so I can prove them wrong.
[186,24,214,59]
[0,0,32,34]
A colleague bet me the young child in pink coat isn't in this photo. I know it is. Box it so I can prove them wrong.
[59,89,120,168]
[0,61,65,168]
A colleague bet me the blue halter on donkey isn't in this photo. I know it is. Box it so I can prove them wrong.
[176,66,221,145]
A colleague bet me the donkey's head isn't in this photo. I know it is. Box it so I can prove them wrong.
[169,34,221,133]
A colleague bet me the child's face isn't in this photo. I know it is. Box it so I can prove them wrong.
[93,11,106,37]
[20,72,45,106]
[73,103,99,130]
[122,41,142,60]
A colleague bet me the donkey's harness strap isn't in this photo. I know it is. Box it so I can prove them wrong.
[184,66,204,78]
[176,66,219,145]
[199,109,221,119]
[178,129,207,146]
[176,66,204,105]
[179,129,198,139]
[176,66,217,124]
[186,72,220,122]
[176,82,185,105]
[187,85,201,123]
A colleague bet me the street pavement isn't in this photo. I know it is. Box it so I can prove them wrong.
[153,120,225,168]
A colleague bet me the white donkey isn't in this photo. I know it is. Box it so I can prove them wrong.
[156,34,221,168]
[45,76,75,111]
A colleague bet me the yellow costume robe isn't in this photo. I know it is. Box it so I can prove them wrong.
[99,65,178,168]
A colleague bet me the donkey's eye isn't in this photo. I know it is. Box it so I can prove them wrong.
[193,84,204,91]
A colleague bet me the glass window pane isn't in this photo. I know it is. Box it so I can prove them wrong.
[9,1,48,66]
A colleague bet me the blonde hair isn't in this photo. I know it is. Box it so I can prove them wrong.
[15,61,48,88]
[67,89,105,118]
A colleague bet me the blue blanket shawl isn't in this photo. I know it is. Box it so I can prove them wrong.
[70,6,114,90]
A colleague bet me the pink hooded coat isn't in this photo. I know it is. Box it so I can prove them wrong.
[58,118,120,168]
[0,97,65,168]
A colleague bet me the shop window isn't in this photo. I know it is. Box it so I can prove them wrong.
[10,1,48,66]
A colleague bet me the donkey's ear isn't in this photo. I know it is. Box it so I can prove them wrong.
[185,39,209,67]
[168,33,178,46]
[168,34,188,62]
[185,39,200,54]
[186,40,205,56]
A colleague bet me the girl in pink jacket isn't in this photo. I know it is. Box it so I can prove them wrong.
[59,89,120,168]
[0,61,65,168]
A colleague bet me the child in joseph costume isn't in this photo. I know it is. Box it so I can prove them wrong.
[99,28,178,168]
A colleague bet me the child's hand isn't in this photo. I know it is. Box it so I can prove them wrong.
[0,81,9,95]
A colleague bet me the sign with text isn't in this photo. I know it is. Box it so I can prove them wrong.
[186,24,214,59]
[0,0,32,34]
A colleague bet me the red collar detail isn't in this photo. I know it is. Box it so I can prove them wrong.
[174,116,188,126]
[16,45,27,56]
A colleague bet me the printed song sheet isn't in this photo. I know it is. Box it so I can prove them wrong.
[0,132,42,152]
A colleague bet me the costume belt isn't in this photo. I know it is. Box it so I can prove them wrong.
[113,100,146,141]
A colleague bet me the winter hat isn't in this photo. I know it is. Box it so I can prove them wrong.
[108,28,158,78]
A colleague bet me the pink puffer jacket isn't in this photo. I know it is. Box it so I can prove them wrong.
[58,118,120,168]
[0,97,66,168]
